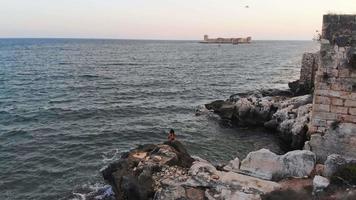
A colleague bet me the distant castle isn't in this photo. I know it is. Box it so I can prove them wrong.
[199,35,252,44]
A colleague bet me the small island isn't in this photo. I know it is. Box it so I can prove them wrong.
[199,35,252,44]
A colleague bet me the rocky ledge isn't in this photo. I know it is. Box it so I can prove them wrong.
[100,140,356,200]
[202,89,312,150]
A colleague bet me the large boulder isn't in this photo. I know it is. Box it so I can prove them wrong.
[186,161,281,199]
[240,149,281,180]
[278,150,316,180]
[240,149,316,180]
[309,123,356,163]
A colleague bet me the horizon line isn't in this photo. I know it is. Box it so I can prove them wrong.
[0,37,313,41]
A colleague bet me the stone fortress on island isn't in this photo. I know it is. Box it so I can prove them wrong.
[199,34,252,44]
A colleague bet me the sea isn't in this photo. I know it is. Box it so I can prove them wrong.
[0,39,319,200]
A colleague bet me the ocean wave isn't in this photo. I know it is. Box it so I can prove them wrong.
[102,62,144,66]
[101,148,120,164]
[78,74,100,78]
[70,183,114,200]
[58,62,74,65]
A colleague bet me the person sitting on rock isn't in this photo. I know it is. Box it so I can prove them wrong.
[168,129,176,141]
[164,129,195,168]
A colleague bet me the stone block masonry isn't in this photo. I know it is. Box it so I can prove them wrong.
[310,14,356,134]
[288,52,319,95]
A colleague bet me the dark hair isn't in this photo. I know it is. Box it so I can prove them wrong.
[169,129,175,134]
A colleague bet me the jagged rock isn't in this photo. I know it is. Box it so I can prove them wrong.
[313,175,330,193]
[240,149,316,180]
[163,140,195,168]
[223,157,240,172]
[323,154,347,177]
[309,123,356,163]
[186,161,219,187]
[102,141,195,200]
[288,52,319,95]
[204,93,312,150]
[303,141,311,151]
[205,100,228,111]
[154,185,186,200]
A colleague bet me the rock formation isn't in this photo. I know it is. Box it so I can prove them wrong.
[308,123,356,162]
[240,149,316,181]
[101,141,356,200]
[101,141,285,200]
[204,92,312,150]
[288,52,319,95]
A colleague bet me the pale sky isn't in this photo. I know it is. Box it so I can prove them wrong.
[0,0,355,40]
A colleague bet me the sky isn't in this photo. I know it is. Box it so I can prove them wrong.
[0,0,355,40]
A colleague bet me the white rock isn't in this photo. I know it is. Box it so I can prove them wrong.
[240,149,281,180]
[313,175,330,193]
[187,161,219,187]
[223,157,240,172]
[220,188,260,200]
[240,149,316,180]
[218,171,281,194]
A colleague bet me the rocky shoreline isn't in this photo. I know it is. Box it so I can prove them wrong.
[99,67,356,199]
[93,14,356,199]
[100,140,356,200]
[202,88,313,151]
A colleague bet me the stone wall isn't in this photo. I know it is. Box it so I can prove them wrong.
[300,53,319,90]
[289,52,319,95]
[310,14,356,134]
[308,15,356,162]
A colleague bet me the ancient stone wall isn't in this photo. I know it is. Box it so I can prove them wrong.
[289,52,319,95]
[300,52,319,90]
[310,14,356,134]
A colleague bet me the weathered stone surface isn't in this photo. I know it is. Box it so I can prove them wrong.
[154,185,186,200]
[218,171,281,194]
[155,160,282,200]
[240,149,316,180]
[289,52,319,95]
[313,175,330,193]
[240,149,281,180]
[184,187,205,200]
[323,154,348,177]
[204,92,313,150]
[101,141,195,200]
[278,150,316,179]
[187,161,220,187]
[309,123,356,162]
[310,14,356,133]
[223,157,240,172]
